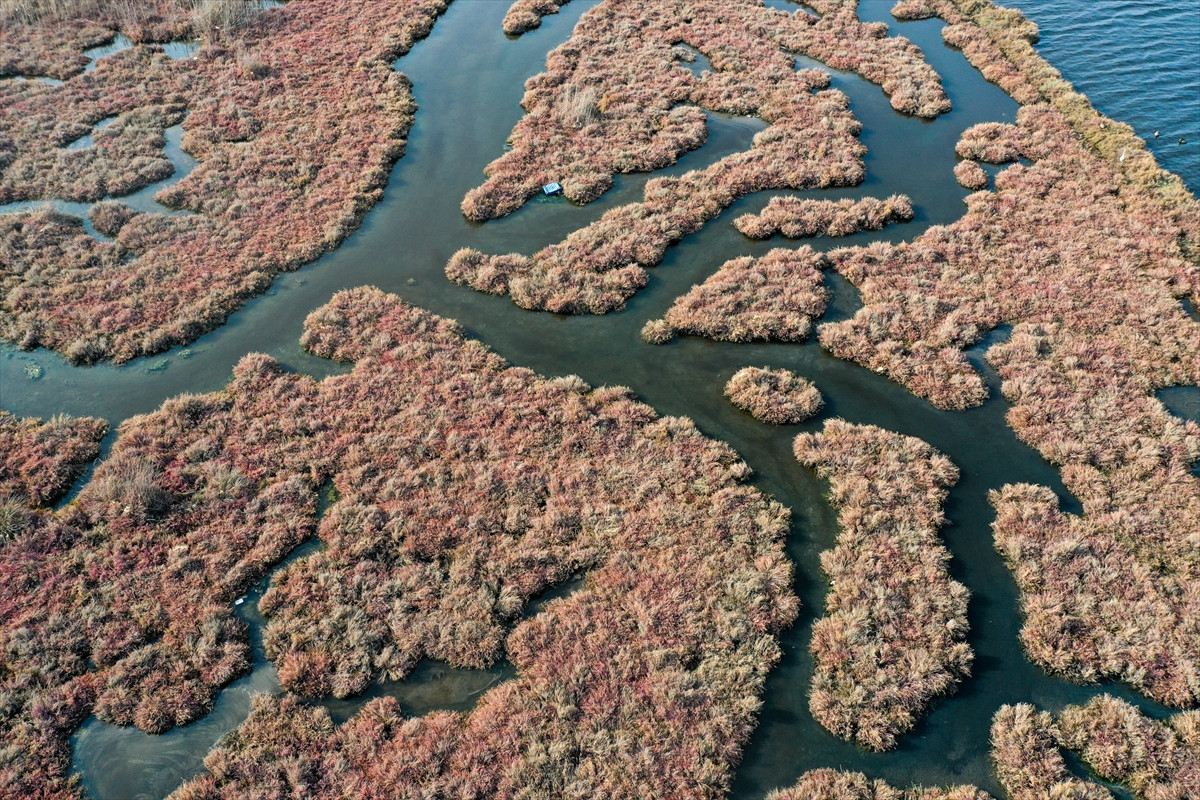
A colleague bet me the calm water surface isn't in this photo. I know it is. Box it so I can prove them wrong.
[0,1,1192,798]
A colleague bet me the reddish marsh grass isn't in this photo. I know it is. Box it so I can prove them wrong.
[766,768,990,800]
[502,0,573,35]
[1,0,448,364]
[991,697,1198,800]
[952,159,988,190]
[2,287,799,797]
[813,105,1199,704]
[449,0,951,313]
[1058,695,1200,799]
[990,704,1112,800]
[0,410,106,507]
[650,246,829,344]
[734,194,913,240]
[794,420,972,751]
[724,366,823,425]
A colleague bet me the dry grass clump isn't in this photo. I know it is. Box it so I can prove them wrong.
[653,246,830,344]
[813,105,1199,706]
[0,410,107,507]
[640,317,675,344]
[952,159,987,189]
[502,0,572,36]
[990,704,1112,800]
[725,366,822,425]
[4,286,799,796]
[1,0,449,364]
[890,1,937,22]
[735,194,913,240]
[794,420,972,751]
[451,0,952,313]
[991,697,1198,800]
[1058,695,1200,799]
[766,768,990,800]
[466,0,948,220]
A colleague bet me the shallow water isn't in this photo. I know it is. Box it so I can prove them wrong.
[1007,0,1199,192]
[0,1,1194,798]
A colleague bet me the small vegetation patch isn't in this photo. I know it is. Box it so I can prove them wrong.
[725,366,823,425]
[734,194,913,240]
[0,410,106,506]
[767,768,990,800]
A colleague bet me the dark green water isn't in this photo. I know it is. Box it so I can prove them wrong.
[0,1,1187,797]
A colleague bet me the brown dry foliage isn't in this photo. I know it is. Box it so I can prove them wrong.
[794,420,972,751]
[734,194,913,240]
[0,410,106,507]
[657,246,830,344]
[992,697,1199,800]
[767,768,991,800]
[1,0,448,364]
[449,0,953,313]
[2,287,799,797]
[725,366,823,425]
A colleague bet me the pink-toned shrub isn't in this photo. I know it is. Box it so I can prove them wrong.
[502,0,573,35]
[0,410,106,506]
[991,697,1198,800]
[4,287,799,797]
[467,0,949,221]
[1057,695,1200,800]
[735,194,913,240]
[810,103,1200,705]
[725,366,822,425]
[953,159,988,190]
[766,768,990,800]
[891,2,937,22]
[87,199,138,236]
[1,0,449,364]
[657,246,829,344]
[990,704,1112,800]
[449,0,953,313]
[794,420,972,751]
[640,317,675,344]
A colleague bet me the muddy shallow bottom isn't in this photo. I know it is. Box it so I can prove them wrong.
[0,1,1190,798]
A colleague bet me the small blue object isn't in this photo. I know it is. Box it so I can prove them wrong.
[543,182,562,195]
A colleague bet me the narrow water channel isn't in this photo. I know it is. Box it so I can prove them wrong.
[0,1,1185,798]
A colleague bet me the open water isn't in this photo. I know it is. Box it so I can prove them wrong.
[0,1,1194,798]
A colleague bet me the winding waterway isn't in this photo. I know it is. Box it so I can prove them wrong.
[0,1,1192,798]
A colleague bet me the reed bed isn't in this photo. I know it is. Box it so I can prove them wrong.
[725,366,823,425]
[952,159,987,190]
[2,287,799,797]
[812,103,1200,704]
[1,0,449,364]
[0,411,106,507]
[734,194,913,240]
[502,0,572,35]
[991,697,1199,800]
[990,704,1112,800]
[1058,695,1200,799]
[449,0,951,313]
[646,246,829,345]
[767,768,990,800]
[794,420,972,751]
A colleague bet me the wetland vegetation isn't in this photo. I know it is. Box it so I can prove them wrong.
[0,0,1197,797]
